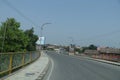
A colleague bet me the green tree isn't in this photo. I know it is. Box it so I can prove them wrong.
[24,28,38,51]
[74,48,83,53]
[88,44,97,50]
[81,47,89,53]
[0,18,29,52]
[81,44,97,53]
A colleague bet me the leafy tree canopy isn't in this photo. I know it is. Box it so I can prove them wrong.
[0,18,38,52]
[88,44,97,50]
[24,28,38,51]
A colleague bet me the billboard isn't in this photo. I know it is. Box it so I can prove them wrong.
[36,37,45,45]
[39,37,45,45]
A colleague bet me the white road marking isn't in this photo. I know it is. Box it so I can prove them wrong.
[46,58,54,80]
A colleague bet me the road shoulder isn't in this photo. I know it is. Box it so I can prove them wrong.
[78,55,120,66]
[3,51,50,80]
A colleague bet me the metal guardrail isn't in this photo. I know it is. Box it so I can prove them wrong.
[0,51,40,78]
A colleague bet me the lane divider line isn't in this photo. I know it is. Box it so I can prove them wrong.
[46,58,54,80]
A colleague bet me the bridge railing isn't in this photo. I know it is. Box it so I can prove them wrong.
[0,51,40,78]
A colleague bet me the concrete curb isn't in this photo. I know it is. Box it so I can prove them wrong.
[35,54,50,80]
[82,56,120,66]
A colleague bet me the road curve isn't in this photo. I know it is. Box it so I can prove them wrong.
[46,51,120,80]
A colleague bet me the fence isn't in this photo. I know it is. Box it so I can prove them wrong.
[0,51,40,78]
[91,53,120,62]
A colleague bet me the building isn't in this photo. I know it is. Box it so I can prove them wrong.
[84,47,120,62]
[84,50,99,55]
[98,47,120,62]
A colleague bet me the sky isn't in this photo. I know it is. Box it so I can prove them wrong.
[0,0,120,47]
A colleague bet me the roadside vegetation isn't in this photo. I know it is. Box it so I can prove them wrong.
[74,44,97,53]
[0,18,38,52]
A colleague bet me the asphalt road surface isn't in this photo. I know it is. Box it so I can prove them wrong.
[45,51,120,80]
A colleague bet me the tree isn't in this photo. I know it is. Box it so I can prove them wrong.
[0,18,29,52]
[88,44,97,50]
[24,28,38,51]
[0,18,39,52]
[81,47,89,53]
[81,44,97,53]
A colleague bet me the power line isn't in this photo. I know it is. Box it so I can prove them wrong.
[89,30,120,39]
[1,0,37,27]
[76,29,120,42]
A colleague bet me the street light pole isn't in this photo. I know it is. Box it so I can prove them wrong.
[39,23,51,50]
[40,23,51,37]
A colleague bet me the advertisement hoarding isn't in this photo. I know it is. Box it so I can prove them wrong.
[39,37,45,45]
[36,37,45,45]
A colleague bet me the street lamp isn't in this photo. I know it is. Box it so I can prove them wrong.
[40,23,51,37]
[39,23,51,50]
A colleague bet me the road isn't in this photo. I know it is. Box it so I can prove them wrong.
[45,51,120,80]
